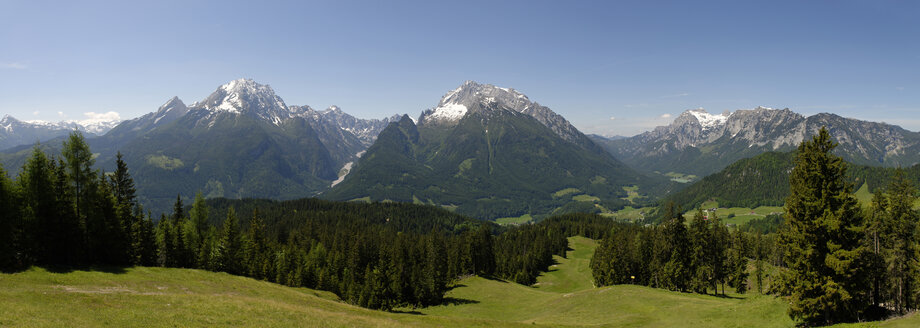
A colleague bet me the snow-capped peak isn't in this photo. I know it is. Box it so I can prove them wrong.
[686,108,731,130]
[4,113,121,136]
[197,78,292,125]
[422,81,532,123]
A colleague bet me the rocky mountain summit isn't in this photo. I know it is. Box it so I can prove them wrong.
[0,114,121,150]
[597,106,920,176]
[419,81,588,147]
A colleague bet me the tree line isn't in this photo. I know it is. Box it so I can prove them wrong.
[1,132,155,269]
[590,203,761,295]
[0,132,607,311]
[591,128,920,326]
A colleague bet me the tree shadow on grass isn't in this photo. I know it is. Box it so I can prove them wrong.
[390,309,425,315]
[40,264,129,274]
[709,293,743,300]
[441,297,480,305]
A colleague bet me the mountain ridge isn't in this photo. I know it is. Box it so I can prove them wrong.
[597,106,920,177]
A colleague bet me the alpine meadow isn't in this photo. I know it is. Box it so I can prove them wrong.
[2,1,920,327]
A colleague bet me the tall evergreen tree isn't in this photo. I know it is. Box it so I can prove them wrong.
[61,131,95,222]
[709,212,730,295]
[213,207,241,274]
[186,192,209,267]
[882,170,919,314]
[779,127,871,325]
[18,146,57,265]
[662,203,689,291]
[689,208,713,293]
[0,163,20,270]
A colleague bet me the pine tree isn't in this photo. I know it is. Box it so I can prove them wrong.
[729,230,748,294]
[0,163,20,270]
[882,170,919,313]
[244,211,268,279]
[709,212,730,295]
[662,203,689,291]
[779,127,871,325]
[213,207,241,274]
[187,192,209,267]
[61,131,95,223]
[18,146,57,265]
[156,214,175,267]
[689,208,713,294]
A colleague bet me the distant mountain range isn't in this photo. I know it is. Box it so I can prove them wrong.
[0,115,121,151]
[1,79,400,214]
[5,79,919,219]
[324,81,657,219]
[594,107,920,178]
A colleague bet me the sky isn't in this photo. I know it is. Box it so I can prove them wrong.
[1,0,918,136]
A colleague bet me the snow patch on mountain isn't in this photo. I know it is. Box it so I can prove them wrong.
[428,103,469,121]
[197,78,291,126]
[687,108,731,130]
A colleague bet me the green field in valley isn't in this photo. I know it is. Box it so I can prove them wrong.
[3,236,919,327]
[495,214,533,225]
[682,200,784,226]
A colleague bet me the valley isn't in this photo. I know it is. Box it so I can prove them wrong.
[4,3,919,327]
[5,236,918,327]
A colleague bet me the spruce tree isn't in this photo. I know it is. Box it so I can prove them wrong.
[18,146,57,265]
[0,163,20,270]
[779,127,871,325]
[689,208,712,293]
[61,131,95,222]
[882,170,919,313]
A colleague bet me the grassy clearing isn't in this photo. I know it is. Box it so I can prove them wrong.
[621,185,641,203]
[495,214,533,225]
[552,188,581,197]
[534,236,597,293]
[4,238,918,327]
[601,206,652,221]
[854,183,872,206]
[572,194,600,202]
[665,172,698,183]
[684,201,783,226]
[0,267,520,328]
[145,155,184,170]
[418,236,795,327]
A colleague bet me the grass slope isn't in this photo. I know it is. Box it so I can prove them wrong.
[419,236,796,327]
[0,267,518,328]
[4,238,919,327]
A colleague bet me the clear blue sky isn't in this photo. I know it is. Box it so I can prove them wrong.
[1,0,918,136]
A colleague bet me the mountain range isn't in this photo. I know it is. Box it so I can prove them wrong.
[0,115,121,151]
[593,107,920,178]
[0,79,399,214]
[4,79,919,219]
[324,81,656,219]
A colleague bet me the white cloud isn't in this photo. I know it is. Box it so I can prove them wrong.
[1,62,27,70]
[609,116,616,120]
[32,111,40,116]
[57,111,66,118]
[660,113,672,118]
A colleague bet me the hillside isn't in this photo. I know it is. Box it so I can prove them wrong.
[660,150,920,213]
[0,267,513,328]
[325,82,663,219]
[599,107,920,177]
[7,237,919,327]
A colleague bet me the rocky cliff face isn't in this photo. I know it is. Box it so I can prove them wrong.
[599,107,920,176]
